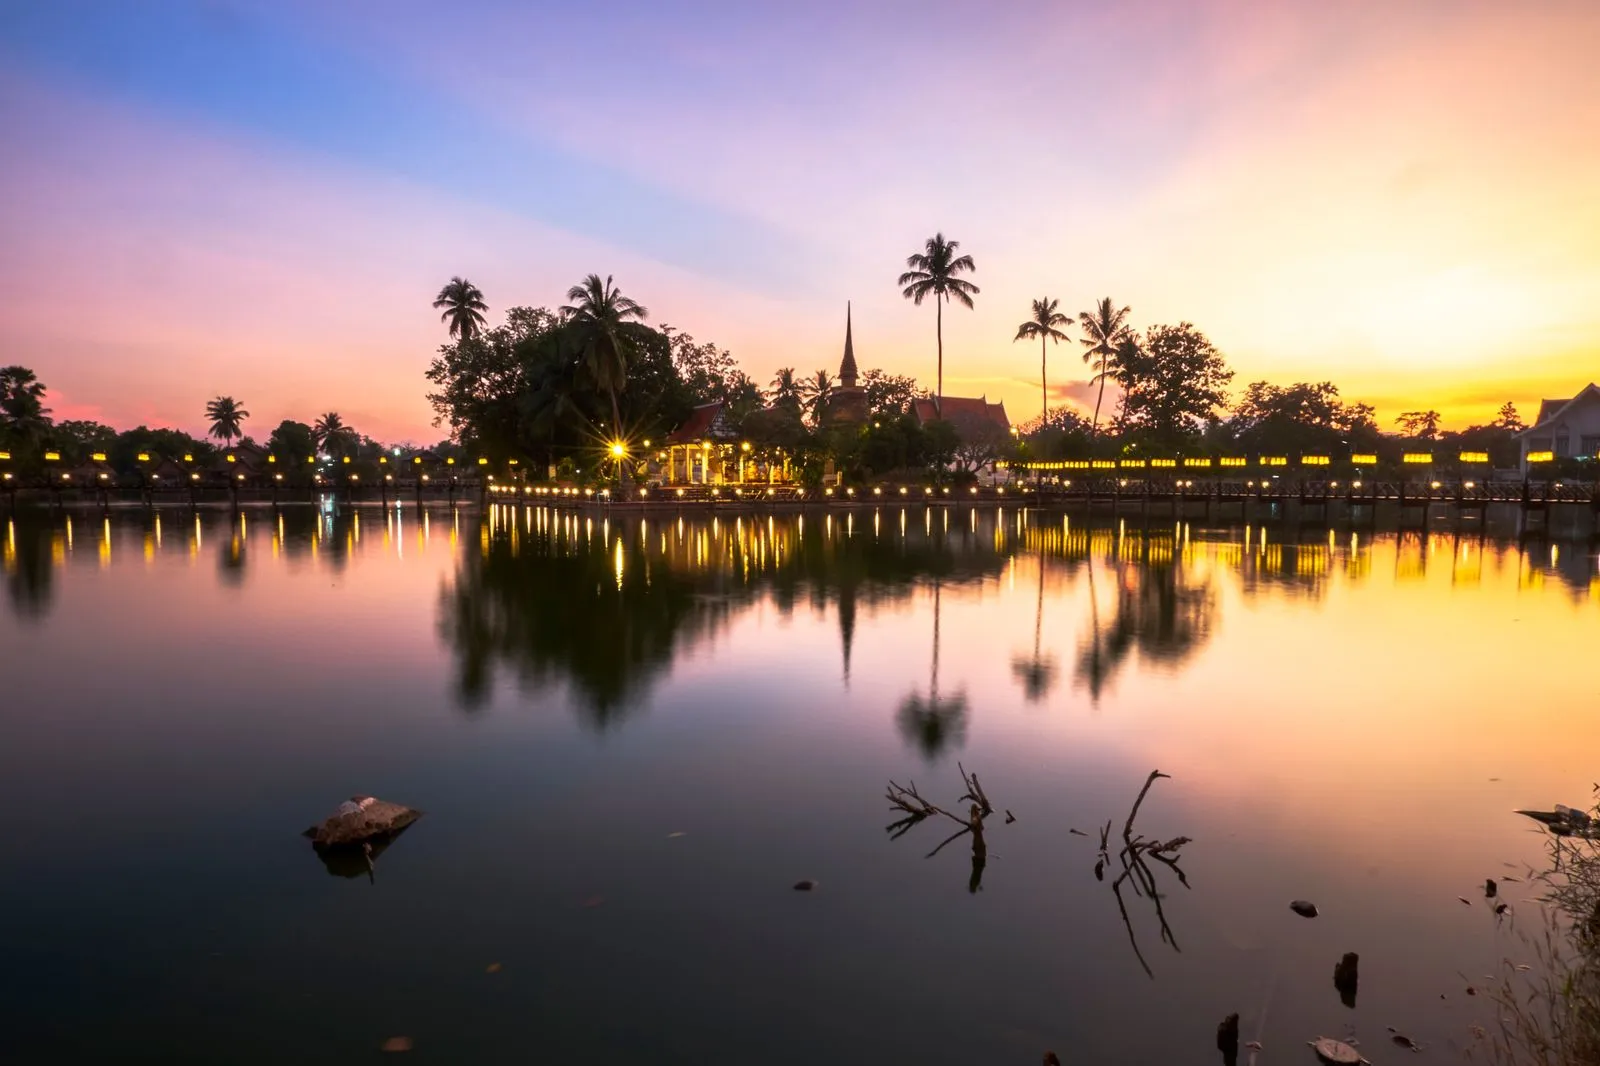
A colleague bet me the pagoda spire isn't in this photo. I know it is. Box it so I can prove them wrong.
[838,301,858,389]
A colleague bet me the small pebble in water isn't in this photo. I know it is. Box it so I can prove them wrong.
[1290,899,1320,918]
[793,879,818,892]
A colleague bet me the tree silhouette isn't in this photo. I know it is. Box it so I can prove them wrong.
[1493,402,1524,432]
[1077,298,1133,435]
[897,581,968,759]
[1396,410,1442,440]
[560,273,649,443]
[768,367,804,419]
[1013,298,1071,423]
[1010,550,1058,702]
[433,277,488,342]
[313,412,358,457]
[802,369,833,427]
[898,233,978,417]
[205,396,249,446]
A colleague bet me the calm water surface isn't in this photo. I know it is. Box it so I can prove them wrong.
[2,505,1598,1064]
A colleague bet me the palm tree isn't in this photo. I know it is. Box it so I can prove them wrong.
[0,366,51,451]
[560,272,649,439]
[433,277,488,342]
[314,412,357,457]
[1013,298,1071,423]
[769,367,804,418]
[205,396,249,446]
[898,233,979,417]
[1077,298,1133,434]
[802,370,833,427]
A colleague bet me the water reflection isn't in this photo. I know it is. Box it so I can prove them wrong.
[897,580,969,760]
[3,518,56,622]
[436,504,1012,727]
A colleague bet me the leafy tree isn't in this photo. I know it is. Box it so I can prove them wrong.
[1493,402,1524,432]
[721,370,765,423]
[861,368,922,418]
[314,412,359,456]
[662,326,739,405]
[1396,410,1442,440]
[1013,297,1071,423]
[1077,298,1133,435]
[1227,381,1377,456]
[267,420,317,461]
[1112,323,1233,448]
[0,366,52,457]
[560,273,649,437]
[802,369,833,427]
[768,367,804,419]
[433,276,488,341]
[948,419,1013,475]
[898,232,979,415]
[1018,406,1093,460]
[109,426,211,472]
[205,396,249,446]
[49,420,116,462]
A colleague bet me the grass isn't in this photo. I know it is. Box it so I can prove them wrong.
[1474,792,1600,1066]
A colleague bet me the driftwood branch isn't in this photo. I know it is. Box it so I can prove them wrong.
[885,768,1002,892]
[1092,771,1191,977]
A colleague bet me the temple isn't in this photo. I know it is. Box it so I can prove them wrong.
[824,302,869,425]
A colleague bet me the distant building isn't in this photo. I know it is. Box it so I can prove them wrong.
[1519,384,1600,473]
[824,302,870,426]
[910,395,1012,438]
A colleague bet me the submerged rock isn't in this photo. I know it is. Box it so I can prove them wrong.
[1290,899,1320,918]
[1333,952,1359,1008]
[304,795,422,849]
[792,879,818,892]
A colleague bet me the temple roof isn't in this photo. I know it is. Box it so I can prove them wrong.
[665,400,740,444]
[912,396,1011,436]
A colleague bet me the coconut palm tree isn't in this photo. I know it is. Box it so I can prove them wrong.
[802,370,833,427]
[560,273,650,440]
[1077,298,1133,435]
[1013,298,1071,423]
[898,233,979,417]
[314,412,357,457]
[769,367,804,418]
[205,396,249,446]
[433,277,488,342]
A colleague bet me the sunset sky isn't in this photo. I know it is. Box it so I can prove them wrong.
[2,0,1597,444]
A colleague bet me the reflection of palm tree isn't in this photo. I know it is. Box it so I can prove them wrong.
[3,520,56,623]
[1010,551,1058,702]
[1076,542,1216,701]
[898,580,968,759]
[1077,547,1111,702]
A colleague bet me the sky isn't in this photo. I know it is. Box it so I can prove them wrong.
[1,0,1597,444]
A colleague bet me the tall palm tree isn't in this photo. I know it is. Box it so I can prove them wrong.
[433,277,488,342]
[205,396,249,446]
[802,369,833,427]
[769,367,804,418]
[314,412,357,457]
[1077,297,1133,434]
[560,273,649,439]
[1013,297,1071,423]
[898,233,979,417]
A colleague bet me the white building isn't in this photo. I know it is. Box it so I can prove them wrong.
[1519,384,1600,473]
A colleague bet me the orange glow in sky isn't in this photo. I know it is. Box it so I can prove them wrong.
[0,1,1596,441]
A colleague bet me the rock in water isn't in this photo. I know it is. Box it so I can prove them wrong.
[1485,878,1498,899]
[1217,1013,1240,1061]
[1333,952,1359,1008]
[304,795,422,849]
[792,879,818,892]
[1290,899,1320,918]
[1310,1037,1365,1064]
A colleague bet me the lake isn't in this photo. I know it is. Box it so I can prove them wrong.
[2,503,1597,1064]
